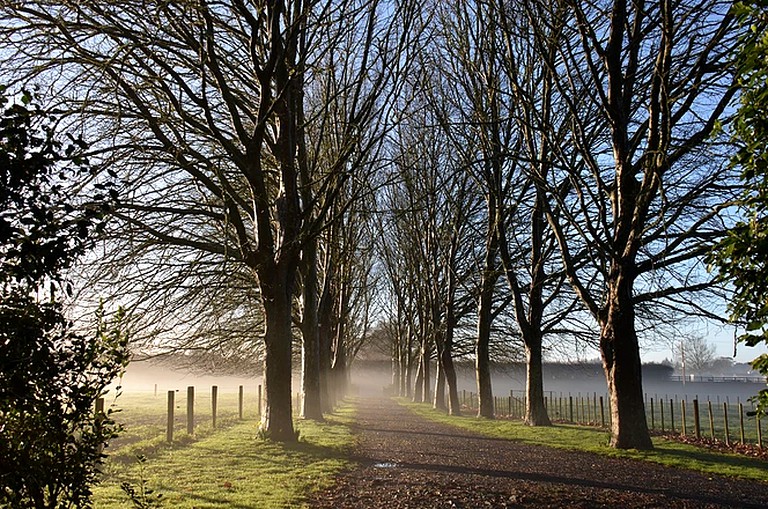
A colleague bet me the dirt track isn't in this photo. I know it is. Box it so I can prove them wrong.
[308,397,768,508]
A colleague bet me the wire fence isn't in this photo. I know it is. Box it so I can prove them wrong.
[457,389,764,448]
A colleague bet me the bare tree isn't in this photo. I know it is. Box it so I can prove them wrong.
[674,334,717,375]
[1,0,417,440]
[530,0,740,448]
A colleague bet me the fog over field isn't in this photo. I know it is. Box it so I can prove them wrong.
[348,362,766,405]
[114,360,271,395]
[114,358,765,410]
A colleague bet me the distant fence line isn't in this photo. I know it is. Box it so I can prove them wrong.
[668,375,766,384]
[460,389,764,449]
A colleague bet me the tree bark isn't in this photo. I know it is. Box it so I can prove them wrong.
[300,238,323,420]
[523,189,551,426]
[476,201,499,419]
[317,297,334,413]
[421,338,431,404]
[317,236,336,413]
[260,275,296,441]
[331,283,348,403]
[405,323,413,398]
[433,353,446,411]
[476,248,497,418]
[413,351,424,402]
[601,270,653,449]
[441,329,461,416]
[524,341,551,426]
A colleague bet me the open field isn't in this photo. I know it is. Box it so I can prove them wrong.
[93,391,355,509]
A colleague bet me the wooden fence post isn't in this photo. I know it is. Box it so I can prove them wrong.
[187,386,195,435]
[650,398,655,430]
[681,400,687,436]
[212,385,218,429]
[569,395,574,423]
[758,414,763,449]
[692,399,700,439]
[669,399,675,433]
[708,401,715,440]
[167,390,175,443]
[660,397,665,431]
[739,403,745,445]
[599,396,605,428]
[723,402,730,446]
[239,385,244,420]
[593,393,597,424]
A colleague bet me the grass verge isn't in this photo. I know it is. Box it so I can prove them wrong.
[93,402,356,508]
[400,399,768,483]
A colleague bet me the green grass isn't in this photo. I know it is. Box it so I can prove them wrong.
[400,399,768,483]
[93,393,356,509]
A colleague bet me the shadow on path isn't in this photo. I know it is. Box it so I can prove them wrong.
[309,396,768,509]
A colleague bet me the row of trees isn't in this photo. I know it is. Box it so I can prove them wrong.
[376,0,739,449]
[1,0,762,451]
[1,0,421,441]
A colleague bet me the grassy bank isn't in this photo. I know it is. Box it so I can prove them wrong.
[93,394,355,508]
[401,400,768,483]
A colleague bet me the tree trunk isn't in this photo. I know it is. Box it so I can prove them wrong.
[442,318,461,416]
[476,269,495,418]
[317,244,336,413]
[317,299,334,413]
[476,300,494,419]
[318,321,333,413]
[444,236,461,416]
[400,336,411,397]
[260,284,296,442]
[405,328,413,398]
[601,272,653,449]
[332,308,348,402]
[476,222,498,419]
[413,352,424,402]
[524,341,551,426]
[300,238,323,420]
[301,334,323,420]
[443,351,461,416]
[433,349,446,411]
[421,339,431,403]
[392,336,400,394]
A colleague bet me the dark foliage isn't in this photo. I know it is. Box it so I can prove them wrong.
[0,297,129,508]
[0,86,115,286]
[709,2,768,414]
[0,87,127,508]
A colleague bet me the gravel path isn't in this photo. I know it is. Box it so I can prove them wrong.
[308,397,768,508]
